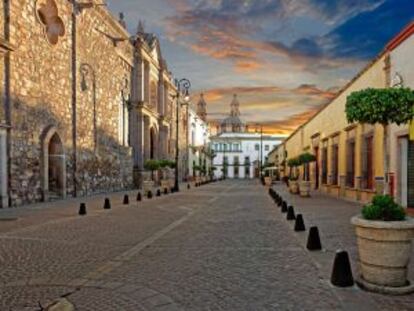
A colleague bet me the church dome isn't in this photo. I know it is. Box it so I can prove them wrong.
[220,94,245,133]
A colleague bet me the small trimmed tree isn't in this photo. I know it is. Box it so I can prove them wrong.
[346,88,414,193]
[144,159,160,181]
[299,152,317,182]
[287,157,301,180]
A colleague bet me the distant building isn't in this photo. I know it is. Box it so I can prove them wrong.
[210,95,284,178]
[220,94,247,133]
[187,95,211,180]
[211,132,284,179]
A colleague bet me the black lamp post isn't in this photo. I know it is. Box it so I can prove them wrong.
[70,0,106,197]
[174,78,191,192]
[255,123,263,178]
[120,77,130,147]
[80,63,97,153]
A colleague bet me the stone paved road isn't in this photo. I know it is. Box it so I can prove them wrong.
[0,180,413,310]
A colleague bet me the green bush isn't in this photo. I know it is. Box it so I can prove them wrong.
[362,195,406,221]
[159,159,175,169]
[144,159,160,171]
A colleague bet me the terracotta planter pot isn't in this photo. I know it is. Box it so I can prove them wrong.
[160,179,170,189]
[351,215,414,294]
[289,180,299,194]
[264,177,272,186]
[299,181,311,197]
[143,180,155,195]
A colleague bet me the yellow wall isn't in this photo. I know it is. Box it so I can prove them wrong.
[279,54,387,202]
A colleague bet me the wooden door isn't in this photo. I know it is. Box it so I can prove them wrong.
[314,147,319,189]
[366,136,373,190]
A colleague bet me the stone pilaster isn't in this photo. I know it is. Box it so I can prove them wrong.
[355,176,362,201]
[339,175,346,197]
[375,177,385,195]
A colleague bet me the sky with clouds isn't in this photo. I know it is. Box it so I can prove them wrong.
[107,0,413,134]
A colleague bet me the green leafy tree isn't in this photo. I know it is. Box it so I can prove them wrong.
[144,159,160,180]
[346,88,414,193]
[298,152,317,181]
[287,157,301,180]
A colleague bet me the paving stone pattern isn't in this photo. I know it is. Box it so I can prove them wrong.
[0,181,413,310]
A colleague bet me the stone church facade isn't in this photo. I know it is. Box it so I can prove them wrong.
[0,1,179,207]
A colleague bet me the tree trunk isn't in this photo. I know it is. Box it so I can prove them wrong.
[383,123,388,195]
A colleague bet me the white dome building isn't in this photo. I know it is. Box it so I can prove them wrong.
[220,94,246,133]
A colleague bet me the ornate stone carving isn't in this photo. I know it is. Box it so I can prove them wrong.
[35,0,65,45]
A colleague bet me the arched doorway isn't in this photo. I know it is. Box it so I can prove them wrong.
[41,127,66,201]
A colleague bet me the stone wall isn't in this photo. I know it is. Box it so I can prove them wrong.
[6,0,134,205]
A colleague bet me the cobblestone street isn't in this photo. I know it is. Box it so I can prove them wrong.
[0,180,413,310]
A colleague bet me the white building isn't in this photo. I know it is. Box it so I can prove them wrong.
[211,132,284,179]
[186,94,212,180]
[210,95,284,179]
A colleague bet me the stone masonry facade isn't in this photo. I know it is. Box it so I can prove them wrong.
[0,0,179,207]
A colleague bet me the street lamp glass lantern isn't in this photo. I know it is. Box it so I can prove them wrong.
[183,89,190,103]
[80,74,88,92]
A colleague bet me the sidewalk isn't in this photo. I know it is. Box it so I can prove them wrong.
[0,182,192,235]
[272,182,414,310]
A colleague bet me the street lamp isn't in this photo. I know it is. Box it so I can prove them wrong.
[255,123,263,178]
[70,1,105,197]
[120,77,131,147]
[174,78,191,192]
[80,63,97,153]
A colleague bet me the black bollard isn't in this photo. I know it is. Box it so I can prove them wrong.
[123,194,129,205]
[286,206,295,220]
[331,250,354,287]
[104,198,111,210]
[170,187,175,193]
[79,203,87,215]
[156,189,161,197]
[164,188,168,195]
[147,191,153,199]
[281,201,288,213]
[137,192,142,201]
[187,184,191,189]
[306,226,322,251]
[294,214,306,231]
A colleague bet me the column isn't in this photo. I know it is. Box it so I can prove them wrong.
[158,75,165,116]
[144,61,150,103]
[144,116,150,160]
[132,55,145,102]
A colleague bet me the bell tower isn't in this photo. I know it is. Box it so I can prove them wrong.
[197,93,207,122]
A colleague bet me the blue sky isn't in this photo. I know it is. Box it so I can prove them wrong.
[107,0,413,134]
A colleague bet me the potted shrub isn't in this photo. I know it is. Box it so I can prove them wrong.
[262,163,272,186]
[159,159,175,188]
[351,195,414,294]
[298,152,316,197]
[193,165,202,183]
[143,159,160,193]
[287,157,300,194]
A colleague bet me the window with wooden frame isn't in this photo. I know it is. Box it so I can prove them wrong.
[331,136,339,186]
[346,129,356,188]
[321,140,328,185]
[361,133,374,190]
